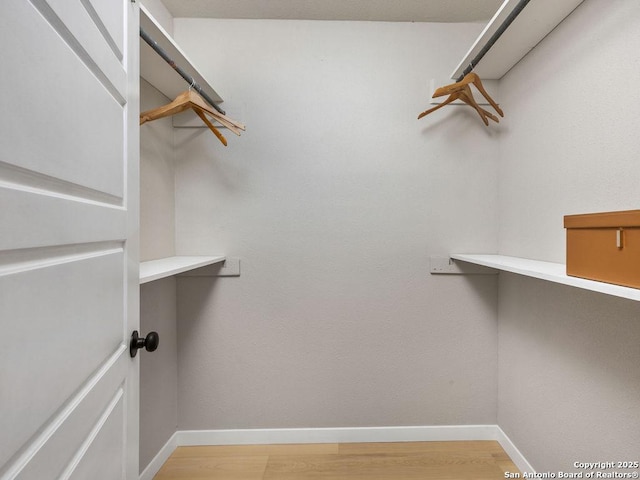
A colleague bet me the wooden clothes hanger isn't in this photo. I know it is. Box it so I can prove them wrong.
[192,107,227,146]
[418,72,503,126]
[432,72,503,117]
[140,90,246,146]
[458,84,499,126]
[418,83,499,126]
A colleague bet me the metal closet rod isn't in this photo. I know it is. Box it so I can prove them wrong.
[140,27,226,115]
[455,0,531,82]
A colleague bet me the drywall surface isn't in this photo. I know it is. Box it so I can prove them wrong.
[498,274,640,473]
[172,19,501,430]
[498,0,640,263]
[140,79,175,262]
[140,278,178,472]
[497,0,640,473]
[139,80,178,472]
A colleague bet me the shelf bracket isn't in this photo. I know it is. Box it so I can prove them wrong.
[430,256,497,275]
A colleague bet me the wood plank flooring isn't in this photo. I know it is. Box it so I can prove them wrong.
[153,441,521,479]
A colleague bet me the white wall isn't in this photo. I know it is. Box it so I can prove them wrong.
[139,79,178,472]
[138,0,640,471]
[498,0,640,263]
[497,0,640,472]
[140,278,178,471]
[171,19,501,430]
[140,79,175,262]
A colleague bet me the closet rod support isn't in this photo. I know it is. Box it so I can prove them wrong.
[140,27,225,115]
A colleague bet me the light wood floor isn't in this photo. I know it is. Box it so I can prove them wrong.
[153,441,521,479]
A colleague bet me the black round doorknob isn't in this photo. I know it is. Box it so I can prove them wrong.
[130,330,159,357]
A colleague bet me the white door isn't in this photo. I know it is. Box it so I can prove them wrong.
[0,0,140,479]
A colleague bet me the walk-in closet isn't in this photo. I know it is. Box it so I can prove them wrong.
[1,0,638,479]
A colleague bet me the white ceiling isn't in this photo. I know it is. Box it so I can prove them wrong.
[162,0,504,23]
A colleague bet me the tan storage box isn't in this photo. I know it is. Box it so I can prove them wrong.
[564,209,640,289]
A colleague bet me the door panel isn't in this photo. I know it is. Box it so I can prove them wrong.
[5,351,127,480]
[33,0,127,99]
[0,190,125,251]
[66,393,126,480]
[0,249,125,467]
[0,0,138,478]
[82,0,125,60]
[0,0,125,197]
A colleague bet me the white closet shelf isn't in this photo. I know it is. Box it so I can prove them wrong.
[451,254,640,302]
[140,5,222,103]
[140,256,226,284]
[451,0,585,80]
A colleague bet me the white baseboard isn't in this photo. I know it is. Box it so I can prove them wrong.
[140,425,533,479]
[139,431,178,480]
[176,424,498,446]
[495,426,536,474]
